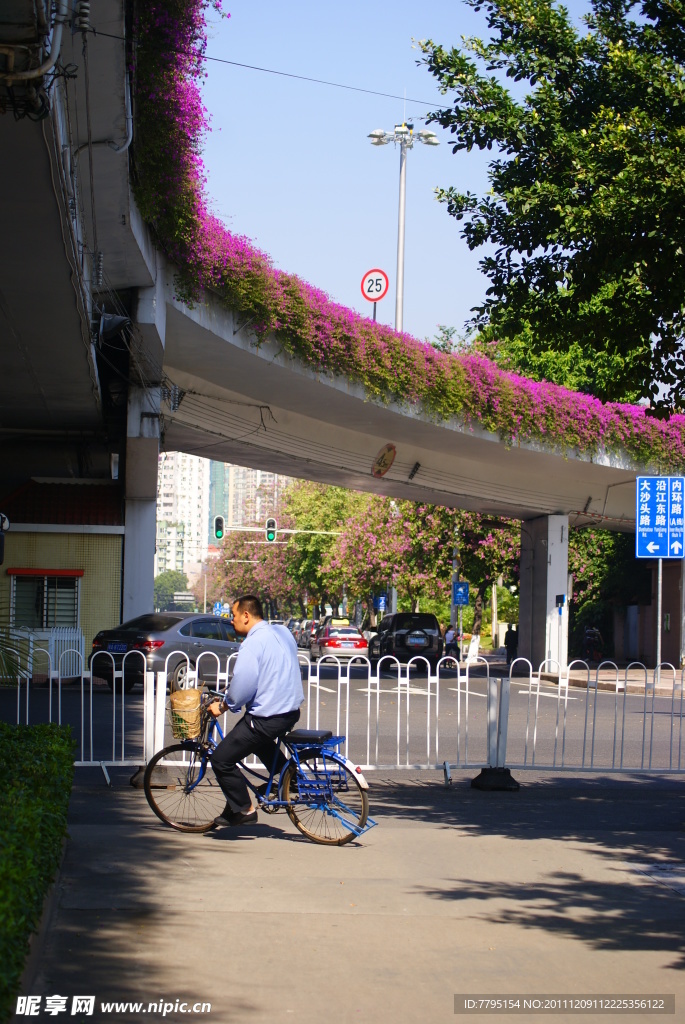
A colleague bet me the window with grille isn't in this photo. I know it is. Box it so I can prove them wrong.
[12,575,80,628]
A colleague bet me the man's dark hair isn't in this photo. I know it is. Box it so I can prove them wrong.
[233,594,264,620]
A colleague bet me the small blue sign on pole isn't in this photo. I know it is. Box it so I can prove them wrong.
[213,601,222,616]
[453,581,470,606]
[636,476,685,558]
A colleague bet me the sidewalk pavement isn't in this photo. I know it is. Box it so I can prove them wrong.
[26,768,685,1024]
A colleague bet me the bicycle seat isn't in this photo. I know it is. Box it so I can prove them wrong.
[284,729,333,744]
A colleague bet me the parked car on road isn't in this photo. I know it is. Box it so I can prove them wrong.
[296,619,312,647]
[89,613,241,692]
[299,620,320,649]
[367,613,443,669]
[310,625,368,662]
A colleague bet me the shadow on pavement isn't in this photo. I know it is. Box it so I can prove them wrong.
[412,867,685,970]
[372,770,685,969]
[34,770,262,1020]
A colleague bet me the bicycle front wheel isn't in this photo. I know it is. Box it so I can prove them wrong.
[282,753,369,846]
[144,743,225,833]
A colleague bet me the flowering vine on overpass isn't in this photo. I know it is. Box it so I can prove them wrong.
[132,0,685,472]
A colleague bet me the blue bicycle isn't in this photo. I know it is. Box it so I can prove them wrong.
[143,691,374,845]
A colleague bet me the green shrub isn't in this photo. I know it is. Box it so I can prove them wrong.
[0,723,74,1022]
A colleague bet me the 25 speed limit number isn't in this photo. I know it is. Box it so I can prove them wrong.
[360,269,389,303]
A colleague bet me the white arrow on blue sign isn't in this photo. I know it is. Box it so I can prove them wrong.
[636,476,685,559]
[213,601,223,616]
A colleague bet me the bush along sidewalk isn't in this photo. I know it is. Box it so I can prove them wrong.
[0,723,74,1022]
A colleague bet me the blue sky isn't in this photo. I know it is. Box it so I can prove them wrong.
[201,1,589,344]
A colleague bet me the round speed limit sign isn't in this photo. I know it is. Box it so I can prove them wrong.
[361,268,389,303]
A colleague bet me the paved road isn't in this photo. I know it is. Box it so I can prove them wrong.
[27,767,685,1024]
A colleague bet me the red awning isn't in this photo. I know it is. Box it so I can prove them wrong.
[5,568,84,576]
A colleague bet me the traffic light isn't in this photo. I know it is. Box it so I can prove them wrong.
[265,518,277,542]
[214,515,225,540]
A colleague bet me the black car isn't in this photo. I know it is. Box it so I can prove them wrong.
[368,613,443,669]
[89,612,241,692]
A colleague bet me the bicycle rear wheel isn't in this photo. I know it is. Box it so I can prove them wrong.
[282,753,369,846]
[144,743,225,833]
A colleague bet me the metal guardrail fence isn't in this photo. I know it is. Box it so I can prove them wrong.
[496,657,685,774]
[5,645,685,781]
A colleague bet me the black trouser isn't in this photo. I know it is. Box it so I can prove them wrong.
[211,709,300,812]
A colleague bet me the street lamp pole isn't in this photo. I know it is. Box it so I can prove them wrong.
[396,140,407,332]
[368,124,439,332]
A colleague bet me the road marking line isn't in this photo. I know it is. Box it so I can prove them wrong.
[631,861,685,895]
[447,688,487,697]
[517,689,578,700]
[356,686,431,696]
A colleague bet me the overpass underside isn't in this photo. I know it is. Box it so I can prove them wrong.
[159,296,638,529]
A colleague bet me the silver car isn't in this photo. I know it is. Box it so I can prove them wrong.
[89,612,241,692]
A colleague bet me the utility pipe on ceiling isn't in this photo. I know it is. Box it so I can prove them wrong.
[0,0,69,83]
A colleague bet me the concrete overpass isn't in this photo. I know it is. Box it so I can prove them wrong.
[0,0,679,669]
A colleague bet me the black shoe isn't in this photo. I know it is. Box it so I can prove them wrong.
[214,808,259,827]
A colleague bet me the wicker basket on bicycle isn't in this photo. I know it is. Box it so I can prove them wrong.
[169,688,202,740]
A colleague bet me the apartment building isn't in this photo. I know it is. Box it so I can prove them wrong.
[208,463,292,538]
[155,452,210,582]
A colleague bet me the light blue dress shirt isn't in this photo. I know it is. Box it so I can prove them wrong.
[226,620,304,717]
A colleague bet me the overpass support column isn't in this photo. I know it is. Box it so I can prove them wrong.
[123,386,160,620]
[518,515,569,672]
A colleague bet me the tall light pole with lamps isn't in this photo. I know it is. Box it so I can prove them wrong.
[369,124,438,615]
[368,124,439,331]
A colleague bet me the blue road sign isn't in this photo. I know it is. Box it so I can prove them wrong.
[213,601,222,616]
[453,581,470,605]
[636,476,685,559]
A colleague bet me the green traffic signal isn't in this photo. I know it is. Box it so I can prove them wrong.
[265,517,277,542]
[214,515,225,540]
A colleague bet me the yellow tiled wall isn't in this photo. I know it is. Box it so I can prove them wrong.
[0,532,123,650]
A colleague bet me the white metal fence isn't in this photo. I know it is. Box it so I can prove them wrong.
[0,626,84,677]
[497,658,685,774]
[4,645,685,780]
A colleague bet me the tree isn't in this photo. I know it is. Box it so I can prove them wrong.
[420,0,685,410]
[457,513,520,634]
[154,570,189,611]
[325,497,520,630]
[281,482,366,615]
[325,497,455,612]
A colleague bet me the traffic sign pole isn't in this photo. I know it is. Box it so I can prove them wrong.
[450,526,459,629]
[636,476,684,676]
[657,558,663,687]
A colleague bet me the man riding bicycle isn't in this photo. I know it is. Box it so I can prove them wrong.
[208,594,304,827]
